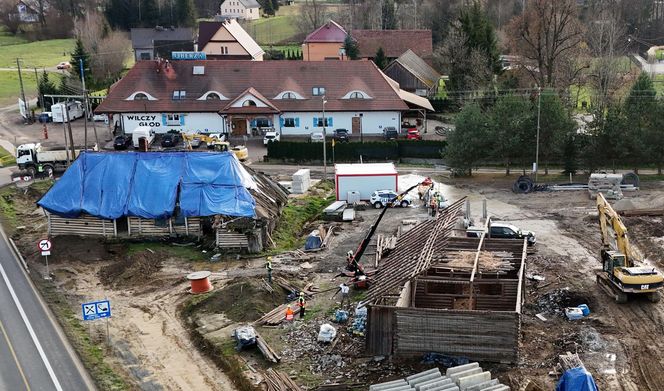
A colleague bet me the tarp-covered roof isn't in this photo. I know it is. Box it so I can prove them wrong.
[38,152,257,220]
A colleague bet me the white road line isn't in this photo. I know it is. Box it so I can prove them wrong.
[0,261,63,391]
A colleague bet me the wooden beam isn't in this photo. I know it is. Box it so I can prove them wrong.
[515,238,528,314]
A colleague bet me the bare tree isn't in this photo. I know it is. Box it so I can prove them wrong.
[507,0,587,88]
[0,0,22,35]
[75,12,130,82]
[297,0,327,36]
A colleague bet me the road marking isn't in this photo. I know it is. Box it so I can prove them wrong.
[0,261,63,391]
[0,317,31,391]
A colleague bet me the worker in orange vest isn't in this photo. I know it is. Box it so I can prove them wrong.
[297,292,306,318]
[285,305,294,321]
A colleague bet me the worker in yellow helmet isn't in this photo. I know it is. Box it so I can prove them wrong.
[266,256,273,284]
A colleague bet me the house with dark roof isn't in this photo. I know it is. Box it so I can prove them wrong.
[302,20,349,61]
[351,29,433,61]
[219,0,260,20]
[384,49,442,97]
[198,20,264,60]
[95,60,432,138]
[130,27,195,61]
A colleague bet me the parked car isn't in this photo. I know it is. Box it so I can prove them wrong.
[263,131,281,145]
[38,112,52,123]
[56,61,71,70]
[466,221,536,246]
[113,135,132,150]
[92,114,107,122]
[332,128,350,142]
[401,121,416,133]
[406,129,422,140]
[188,136,202,148]
[310,132,324,143]
[161,132,181,148]
[383,126,399,140]
[369,190,412,209]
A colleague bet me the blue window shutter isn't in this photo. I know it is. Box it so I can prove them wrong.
[250,119,257,127]
[295,118,300,127]
[179,114,184,125]
[313,117,318,126]
[279,117,284,127]
[162,114,167,125]
[328,117,333,127]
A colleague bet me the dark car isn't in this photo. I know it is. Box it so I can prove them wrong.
[161,133,181,148]
[333,128,350,142]
[113,135,132,150]
[383,126,399,140]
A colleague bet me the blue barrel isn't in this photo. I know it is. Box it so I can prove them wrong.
[578,304,590,316]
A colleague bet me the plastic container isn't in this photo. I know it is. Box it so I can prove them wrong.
[578,304,590,316]
[565,307,584,320]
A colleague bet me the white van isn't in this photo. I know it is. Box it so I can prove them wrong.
[132,126,155,149]
[51,101,85,123]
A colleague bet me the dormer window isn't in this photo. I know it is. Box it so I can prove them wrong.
[173,90,186,100]
[350,92,364,99]
[206,93,221,100]
[275,91,304,100]
[242,99,257,107]
[312,87,326,96]
[282,92,296,99]
[342,90,372,99]
[126,91,157,101]
[134,93,148,100]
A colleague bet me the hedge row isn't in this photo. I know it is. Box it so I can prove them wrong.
[266,140,447,162]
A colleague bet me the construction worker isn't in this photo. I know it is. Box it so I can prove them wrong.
[266,257,273,284]
[333,282,350,309]
[285,305,294,321]
[297,292,306,318]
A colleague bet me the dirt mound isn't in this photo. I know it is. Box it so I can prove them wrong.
[195,278,285,322]
[99,250,164,288]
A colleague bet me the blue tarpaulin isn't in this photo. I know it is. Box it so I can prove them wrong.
[556,367,598,391]
[38,151,256,219]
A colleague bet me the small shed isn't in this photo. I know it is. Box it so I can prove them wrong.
[335,163,398,201]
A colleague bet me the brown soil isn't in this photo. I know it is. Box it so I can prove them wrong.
[98,250,164,288]
[197,278,285,322]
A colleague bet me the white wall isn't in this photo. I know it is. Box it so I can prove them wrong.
[277,111,400,136]
[120,112,227,134]
[336,174,398,201]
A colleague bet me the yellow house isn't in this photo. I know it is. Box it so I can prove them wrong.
[302,20,349,61]
[198,20,264,61]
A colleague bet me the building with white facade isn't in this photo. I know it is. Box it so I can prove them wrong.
[219,0,260,20]
[95,59,432,137]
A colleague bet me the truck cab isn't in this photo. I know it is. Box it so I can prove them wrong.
[16,143,38,169]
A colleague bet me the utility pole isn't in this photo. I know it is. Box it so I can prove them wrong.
[62,111,70,164]
[34,68,44,110]
[535,86,541,183]
[322,96,327,181]
[17,58,28,122]
[65,103,75,163]
[79,59,89,150]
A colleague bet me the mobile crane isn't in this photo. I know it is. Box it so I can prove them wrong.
[343,178,433,288]
[596,193,663,303]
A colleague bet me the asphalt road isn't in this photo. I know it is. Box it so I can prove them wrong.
[0,228,94,390]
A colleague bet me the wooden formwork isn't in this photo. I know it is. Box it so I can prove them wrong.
[127,216,201,237]
[47,213,117,237]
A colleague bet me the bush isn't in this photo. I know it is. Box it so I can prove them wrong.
[266,140,446,163]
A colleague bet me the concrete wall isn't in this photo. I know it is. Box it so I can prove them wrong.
[302,42,345,61]
[277,111,400,135]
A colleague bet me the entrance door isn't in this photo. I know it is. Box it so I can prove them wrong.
[352,116,361,133]
[232,118,247,135]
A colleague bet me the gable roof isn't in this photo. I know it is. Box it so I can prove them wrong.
[222,87,280,114]
[95,60,409,114]
[304,20,348,43]
[198,20,264,59]
[130,27,195,49]
[386,49,441,88]
[350,29,433,59]
[221,0,260,8]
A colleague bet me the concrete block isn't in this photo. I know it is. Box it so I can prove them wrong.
[418,378,453,391]
[446,363,480,377]
[408,372,443,387]
[449,368,482,384]
[428,385,459,391]
[406,368,442,382]
[457,372,491,390]
[465,379,499,391]
[480,385,509,391]
[370,379,408,391]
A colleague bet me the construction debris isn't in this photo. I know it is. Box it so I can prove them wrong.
[370,363,510,391]
[263,368,303,391]
[256,331,281,363]
[559,352,585,371]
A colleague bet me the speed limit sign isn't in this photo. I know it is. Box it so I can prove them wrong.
[38,239,52,255]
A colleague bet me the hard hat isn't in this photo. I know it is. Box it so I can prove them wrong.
[300,291,304,296]
[267,256,272,261]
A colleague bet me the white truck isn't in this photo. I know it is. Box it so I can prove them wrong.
[16,143,94,176]
[132,126,155,149]
[51,101,85,123]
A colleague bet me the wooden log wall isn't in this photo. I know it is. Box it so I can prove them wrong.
[128,217,201,237]
[414,278,518,311]
[365,305,395,356]
[393,307,519,363]
[48,213,116,237]
[216,230,250,250]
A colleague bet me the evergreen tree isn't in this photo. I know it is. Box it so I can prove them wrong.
[537,90,575,175]
[174,0,196,26]
[374,47,387,69]
[70,38,91,85]
[489,94,535,175]
[444,103,491,176]
[271,0,279,13]
[344,35,359,60]
[262,0,274,16]
[381,0,396,30]
[624,73,657,171]
[105,0,132,29]
[458,1,501,74]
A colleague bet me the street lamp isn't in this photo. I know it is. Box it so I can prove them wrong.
[322,95,328,181]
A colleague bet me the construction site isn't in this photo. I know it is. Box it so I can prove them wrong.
[5,163,664,391]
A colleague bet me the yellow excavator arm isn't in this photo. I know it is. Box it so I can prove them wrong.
[596,193,635,267]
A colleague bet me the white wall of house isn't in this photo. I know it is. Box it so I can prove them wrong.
[219,1,259,20]
[276,111,400,136]
[119,112,227,134]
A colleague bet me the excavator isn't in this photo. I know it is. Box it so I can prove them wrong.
[342,177,433,288]
[596,193,663,303]
[181,133,248,161]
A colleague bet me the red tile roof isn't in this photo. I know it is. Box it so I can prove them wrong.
[304,20,348,43]
[95,60,409,113]
[350,29,433,59]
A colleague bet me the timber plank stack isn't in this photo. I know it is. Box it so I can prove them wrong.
[263,368,303,391]
[254,303,300,326]
[255,331,281,363]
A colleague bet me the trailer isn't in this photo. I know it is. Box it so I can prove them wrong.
[51,101,85,123]
[16,143,93,176]
[334,163,398,201]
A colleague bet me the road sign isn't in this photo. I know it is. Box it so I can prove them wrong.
[38,239,52,252]
[81,300,111,321]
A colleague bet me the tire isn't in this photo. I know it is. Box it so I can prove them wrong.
[648,292,661,303]
[373,202,383,209]
[26,166,36,178]
[43,165,54,177]
[400,200,409,208]
[615,292,628,304]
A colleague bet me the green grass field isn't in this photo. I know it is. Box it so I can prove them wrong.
[242,15,301,45]
[0,39,74,68]
[569,85,592,111]
[0,70,62,106]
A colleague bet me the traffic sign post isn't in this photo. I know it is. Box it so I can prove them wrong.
[82,299,112,347]
[37,239,52,280]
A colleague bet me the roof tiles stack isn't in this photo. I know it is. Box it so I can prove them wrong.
[369,363,510,391]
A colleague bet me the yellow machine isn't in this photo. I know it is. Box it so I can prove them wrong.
[596,193,663,303]
[181,134,248,161]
